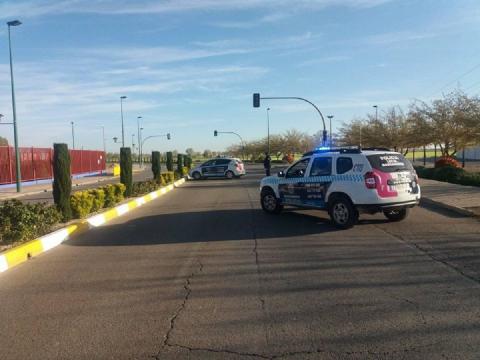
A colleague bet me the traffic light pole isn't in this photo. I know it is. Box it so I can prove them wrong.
[253,94,328,145]
[215,131,245,160]
[141,134,171,150]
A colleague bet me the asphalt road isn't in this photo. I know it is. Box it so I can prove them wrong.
[1,166,480,359]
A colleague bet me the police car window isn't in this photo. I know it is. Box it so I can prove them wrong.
[336,157,353,174]
[203,160,214,166]
[286,158,310,178]
[310,157,332,176]
[215,159,231,165]
[367,154,413,173]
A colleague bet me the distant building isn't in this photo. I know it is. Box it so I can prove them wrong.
[464,146,480,160]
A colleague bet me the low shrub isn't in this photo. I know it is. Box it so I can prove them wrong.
[181,166,189,176]
[102,184,117,207]
[0,200,61,245]
[433,166,466,182]
[161,171,175,185]
[70,191,95,219]
[414,166,435,179]
[114,183,126,203]
[456,172,480,187]
[88,189,105,212]
[435,156,460,168]
[132,180,159,197]
[415,165,480,187]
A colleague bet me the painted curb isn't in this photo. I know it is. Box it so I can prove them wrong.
[0,178,186,274]
[420,197,475,217]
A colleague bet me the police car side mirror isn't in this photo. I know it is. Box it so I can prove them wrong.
[278,171,285,177]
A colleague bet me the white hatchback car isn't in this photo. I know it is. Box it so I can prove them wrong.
[260,147,420,228]
[190,158,246,180]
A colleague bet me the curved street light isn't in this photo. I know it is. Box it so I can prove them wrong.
[214,130,245,160]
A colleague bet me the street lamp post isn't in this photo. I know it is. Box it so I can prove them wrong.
[131,134,136,159]
[120,96,127,147]
[137,116,142,166]
[101,126,106,154]
[71,121,75,149]
[327,115,334,146]
[266,108,271,154]
[373,105,378,122]
[7,19,22,192]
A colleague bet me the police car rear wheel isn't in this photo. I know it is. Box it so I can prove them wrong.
[225,170,234,179]
[383,208,409,222]
[330,198,357,229]
[192,172,201,180]
[261,191,283,214]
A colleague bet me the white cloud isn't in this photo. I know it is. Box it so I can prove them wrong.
[364,31,437,46]
[0,0,394,19]
[298,55,351,67]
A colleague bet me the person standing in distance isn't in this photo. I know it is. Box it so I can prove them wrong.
[263,152,271,176]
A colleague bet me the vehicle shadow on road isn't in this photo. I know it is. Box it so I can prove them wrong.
[65,208,358,247]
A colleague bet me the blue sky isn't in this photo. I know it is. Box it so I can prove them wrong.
[0,0,480,154]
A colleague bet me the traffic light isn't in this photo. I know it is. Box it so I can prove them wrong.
[253,93,260,108]
[167,133,171,140]
[214,130,218,137]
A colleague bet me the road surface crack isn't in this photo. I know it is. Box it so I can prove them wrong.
[155,260,203,358]
[374,225,480,285]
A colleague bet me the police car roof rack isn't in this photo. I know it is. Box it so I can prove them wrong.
[303,146,361,156]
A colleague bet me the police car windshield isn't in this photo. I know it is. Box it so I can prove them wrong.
[367,153,413,173]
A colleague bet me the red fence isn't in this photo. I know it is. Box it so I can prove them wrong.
[0,147,106,185]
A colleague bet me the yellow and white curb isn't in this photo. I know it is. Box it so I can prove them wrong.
[0,178,185,274]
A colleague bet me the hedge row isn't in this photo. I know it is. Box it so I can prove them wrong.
[415,166,480,187]
[70,183,126,219]
[0,200,62,245]
[70,172,177,219]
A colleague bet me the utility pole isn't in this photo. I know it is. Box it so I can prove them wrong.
[373,105,378,122]
[120,96,127,147]
[71,121,75,149]
[327,115,334,146]
[137,116,142,166]
[266,108,271,154]
[7,19,22,192]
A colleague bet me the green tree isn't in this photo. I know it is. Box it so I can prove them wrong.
[410,91,480,156]
[120,147,133,197]
[166,151,173,171]
[0,136,8,146]
[177,153,184,174]
[151,151,161,182]
[52,143,72,221]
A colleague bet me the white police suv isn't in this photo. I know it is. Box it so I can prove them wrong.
[260,147,420,229]
[190,157,246,180]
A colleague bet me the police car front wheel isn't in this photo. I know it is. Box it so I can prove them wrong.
[329,197,358,229]
[192,171,202,180]
[261,190,283,214]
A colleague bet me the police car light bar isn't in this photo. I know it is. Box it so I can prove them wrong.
[303,146,362,156]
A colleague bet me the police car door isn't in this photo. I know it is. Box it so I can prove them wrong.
[201,160,215,176]
[213,159,231,176]
[278,158,310,206]
[303,156,333,208]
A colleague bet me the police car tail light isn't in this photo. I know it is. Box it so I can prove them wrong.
[364,171,377,189]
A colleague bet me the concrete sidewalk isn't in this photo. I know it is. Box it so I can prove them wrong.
[419,178,480,216]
